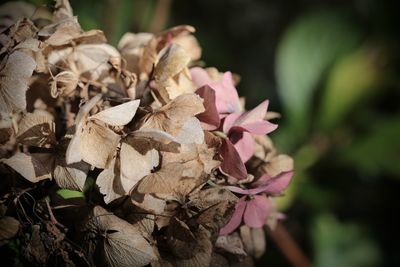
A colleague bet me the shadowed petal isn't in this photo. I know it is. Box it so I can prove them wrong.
[220,196,246,235]
[220,139,247,180]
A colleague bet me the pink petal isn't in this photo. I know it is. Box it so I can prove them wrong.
[220,196,246,235]
[231,131,254,163]
[244,195,273,228]
[190,67,213,86]
[240,120,278,135]
[195,85,220,130]
[252,173,272,187]
[220,139,247,180]
[262,171,294,194]
[222,112,241,134]
[225,171,294,196]
[211,72,241,114]
[235,100,269,125]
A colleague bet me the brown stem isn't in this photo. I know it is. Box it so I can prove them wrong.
[149,0,172,33]
[267,223,311,267]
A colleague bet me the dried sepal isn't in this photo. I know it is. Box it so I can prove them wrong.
[89,206,157,267]
[2,152,52,183]
[140,93,204,142]
[66,95,139,169]
[50,70,79,98]
[16,113,56,147]
[0,51,36,119]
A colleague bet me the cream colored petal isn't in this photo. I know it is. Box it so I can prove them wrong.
[120,142,159,193]
[90,206,157,267]
[16,113,55,147]
[2,153,52,183]
[0,51,36,116]
[175,117,204,145]
[90,99,140,126]
[79,120,120,169]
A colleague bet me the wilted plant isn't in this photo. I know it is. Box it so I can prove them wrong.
[0,1,293,266]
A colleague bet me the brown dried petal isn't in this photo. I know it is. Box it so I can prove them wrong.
[16,113,56,147]
[2,152,53,183]
[0,51,36,118]
[154,43,191,86]
[90,206,157,267]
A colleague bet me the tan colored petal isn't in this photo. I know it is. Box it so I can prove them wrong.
[79,120,120,169]
[2,152,52,183]
[89,99,140,126]
[90,206,157,267]
[96,159,124,204]
[0,51,36,117]
[154,43,190,86]
[16,113,55,147]
[120,142,159,193]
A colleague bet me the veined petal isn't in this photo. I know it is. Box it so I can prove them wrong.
[243,195,272,228]
[220,196,246,235]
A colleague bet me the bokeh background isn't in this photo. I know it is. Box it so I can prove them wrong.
[5,0,400,266]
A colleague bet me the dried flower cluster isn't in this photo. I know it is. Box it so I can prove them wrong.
[0,1,293,266]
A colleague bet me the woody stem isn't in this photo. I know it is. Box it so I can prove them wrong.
[266,223,311,267]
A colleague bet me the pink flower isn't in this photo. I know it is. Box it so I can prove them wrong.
[223,100,278,163]
[190,67,241,115]
[191,67,278,180]
[219,101,278,179]
[220,171,293,235]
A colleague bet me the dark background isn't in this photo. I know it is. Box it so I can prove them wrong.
[4,0,400,266]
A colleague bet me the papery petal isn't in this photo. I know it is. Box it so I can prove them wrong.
[244,195,272,228]
[220,139,247,180]
[220,196,246,235]
[89,99,140,126]
[195,85,220,130]
[231,131,254,163]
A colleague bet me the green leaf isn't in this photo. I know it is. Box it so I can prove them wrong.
[57,189,84,199]
[312,214,381,267]
[317,47,385,131]
[342,116,400,177]
[276,11,361,143]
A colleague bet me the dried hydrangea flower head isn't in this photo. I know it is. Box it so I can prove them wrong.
[0,0,293,266]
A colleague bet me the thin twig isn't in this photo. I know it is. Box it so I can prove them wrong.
[267,223,311,267]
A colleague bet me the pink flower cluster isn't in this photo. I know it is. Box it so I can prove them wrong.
[191,67,293,234]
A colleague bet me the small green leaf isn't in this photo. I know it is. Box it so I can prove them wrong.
[57,189,84,199]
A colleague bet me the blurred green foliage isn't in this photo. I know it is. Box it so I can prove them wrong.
[312,214,381,267]
[276,11,362,144]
